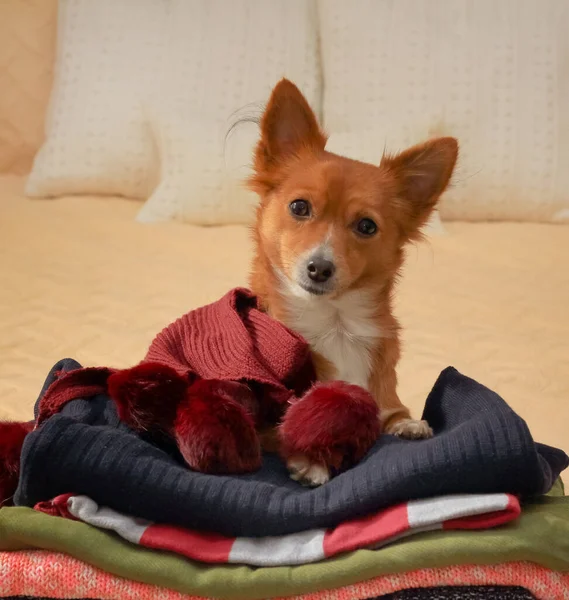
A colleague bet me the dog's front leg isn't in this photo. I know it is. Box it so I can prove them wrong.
[369,338,433,439]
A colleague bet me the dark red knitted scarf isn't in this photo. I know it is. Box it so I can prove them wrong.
[0,288,379,500]
[37,288,315,426]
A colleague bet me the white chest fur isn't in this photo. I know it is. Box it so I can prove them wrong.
[279,287,381,389]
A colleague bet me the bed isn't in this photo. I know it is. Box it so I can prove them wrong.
[1,173,568,485]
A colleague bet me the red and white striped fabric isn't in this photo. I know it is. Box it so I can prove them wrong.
[36,493,520,567]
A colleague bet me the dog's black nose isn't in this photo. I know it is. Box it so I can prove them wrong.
[307,258,336,283]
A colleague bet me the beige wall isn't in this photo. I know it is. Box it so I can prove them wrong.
[0,0,57,175]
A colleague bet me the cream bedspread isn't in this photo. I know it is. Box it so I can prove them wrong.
[1,175,568,481]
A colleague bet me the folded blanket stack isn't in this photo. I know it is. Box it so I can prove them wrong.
[1,288,568,598]
[3,492,569,598]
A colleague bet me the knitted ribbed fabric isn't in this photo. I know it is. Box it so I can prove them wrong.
[35,288,314,425]
[0,588,539,600]
[378,586,536,599]
[144,288,313,395]
[14,360,568,537]
[0,554,564,600]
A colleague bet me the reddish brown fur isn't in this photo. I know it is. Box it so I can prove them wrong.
[249,79,458,436]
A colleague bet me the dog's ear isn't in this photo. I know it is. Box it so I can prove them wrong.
[381,137,458,240]
[250,79,326,194]
[260,78,326,161]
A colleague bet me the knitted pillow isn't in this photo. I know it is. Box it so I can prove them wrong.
[26,0,321,225]
[319,0,569,223]
[378,587,536,600]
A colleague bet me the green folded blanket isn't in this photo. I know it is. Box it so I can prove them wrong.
[0,482,567,600]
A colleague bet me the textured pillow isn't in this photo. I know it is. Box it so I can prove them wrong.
[26,0,163,200]
[26,0,321,224]
[319,0,569,223]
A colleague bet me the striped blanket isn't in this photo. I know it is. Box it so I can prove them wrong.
[36,492,520,566]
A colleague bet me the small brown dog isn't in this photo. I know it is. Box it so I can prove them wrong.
[249,79,458,485]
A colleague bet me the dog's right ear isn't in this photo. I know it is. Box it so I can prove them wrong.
[381,137,458,241]
[250,79,326,194]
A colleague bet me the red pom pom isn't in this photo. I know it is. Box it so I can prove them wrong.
[279,381,381,470]
[108,362,188,432]
[0,421,32,506]
[175,379,261,474]
[201,380,260,423]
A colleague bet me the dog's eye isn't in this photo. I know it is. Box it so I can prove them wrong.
[355,218,378,237]
[289,199,311,218]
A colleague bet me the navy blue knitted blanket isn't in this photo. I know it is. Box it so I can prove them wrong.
[14,359,568,537]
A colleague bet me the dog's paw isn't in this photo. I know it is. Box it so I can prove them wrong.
[287,455,330,487]
[387,418,433,439]
[174,379,261,474]
[279,381,380,485]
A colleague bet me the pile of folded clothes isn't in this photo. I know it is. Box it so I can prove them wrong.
[1,289,569,599]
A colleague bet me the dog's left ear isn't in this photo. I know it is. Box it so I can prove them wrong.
[381,137,458,240]
[250,79,327,195]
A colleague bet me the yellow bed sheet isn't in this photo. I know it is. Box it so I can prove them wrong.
[1,175,568,482]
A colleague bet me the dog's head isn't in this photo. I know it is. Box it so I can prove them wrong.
[250,79,458,298]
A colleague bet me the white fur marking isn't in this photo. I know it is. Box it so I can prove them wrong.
[388,418,433,439]
[279,281,381,389]
[287,456,330,486]
[311,235,334,263]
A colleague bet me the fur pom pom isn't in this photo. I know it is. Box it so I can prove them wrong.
[201,380,260,423]
[0,421,32,506]
[108,362,188,432]
[175,379,261,474]
[279,381,381,470]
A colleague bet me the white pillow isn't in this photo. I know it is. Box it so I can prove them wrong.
[319,0,569,223]
[27,0,321,225]
[26,0,163,200]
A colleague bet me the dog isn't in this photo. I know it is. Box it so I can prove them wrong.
[248,79,458,486]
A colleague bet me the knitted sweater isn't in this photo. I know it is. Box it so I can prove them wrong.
[15,355,568,536]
